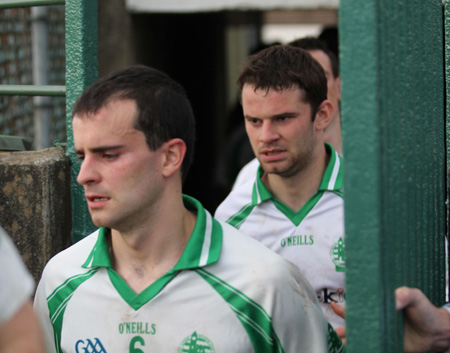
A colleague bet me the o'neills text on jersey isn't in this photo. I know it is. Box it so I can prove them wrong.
[119,322,156,335]
[281,235,314,247]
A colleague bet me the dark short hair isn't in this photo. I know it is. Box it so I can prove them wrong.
[237,45,327,119]
[289,36,339,78]
[72,65,196,179]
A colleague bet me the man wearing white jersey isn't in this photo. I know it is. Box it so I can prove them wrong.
[215,45,346,328]
[34,65,344,353]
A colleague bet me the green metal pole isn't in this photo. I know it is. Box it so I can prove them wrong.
[65,0,98,243]
[0,0,65,8]
[340,0,446,351]
[0,85,65,96]
[445,1,450,292]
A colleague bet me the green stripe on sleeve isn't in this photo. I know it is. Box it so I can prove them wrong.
[225,202,255,229]
[47,269,99,353]
[196,269,284,353]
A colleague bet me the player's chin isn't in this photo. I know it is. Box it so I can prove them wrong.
[89,213,110,228]
[260,164,288,176]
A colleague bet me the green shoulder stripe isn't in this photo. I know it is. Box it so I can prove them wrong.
[332,190,344,199]
[225,202,255,229]
[47,269,99,353]
[196,268,284,353]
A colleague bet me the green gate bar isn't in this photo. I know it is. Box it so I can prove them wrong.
[445,2,450,244]
[65,0,98,243]
[0,85,65,96]
[0,0,64,8]
[340,0,446,351]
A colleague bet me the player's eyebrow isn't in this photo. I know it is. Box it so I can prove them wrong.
[244,112,298,120]
[75,145,125,155]
[272,112,298,118]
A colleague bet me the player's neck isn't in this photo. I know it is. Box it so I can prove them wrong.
[263,145,330,213]
[109,194,196,294]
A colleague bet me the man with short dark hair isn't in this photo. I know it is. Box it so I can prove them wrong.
[215,45,346,328]
[34,65,342,353]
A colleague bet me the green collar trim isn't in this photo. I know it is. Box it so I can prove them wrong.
[272,192,324,226]
[82,227,112,268]
[81,195,223,310]
[253,143,343,205]
[318,143,344,191]
[251,143,343,226]
[82,195,223,271]
[172,195,223,270]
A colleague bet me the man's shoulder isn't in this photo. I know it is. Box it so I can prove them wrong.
[213,221,321,308]
[216,221,298,279]
[40,230,100,279]
[232,158,259,189]
[214,177,255,221]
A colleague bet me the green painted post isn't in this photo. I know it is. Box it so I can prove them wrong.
[65,0,98,243]
[0,0,64,8]
[340,0,446,352]
[445,1,450,260]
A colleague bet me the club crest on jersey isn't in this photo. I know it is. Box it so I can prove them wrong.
[329,237,345,272]
[178,331,215,353]
[75,338,107,353]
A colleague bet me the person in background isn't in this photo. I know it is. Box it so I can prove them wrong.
[215,45,345,328]
[0,226,45,353]
[289,36,342,156]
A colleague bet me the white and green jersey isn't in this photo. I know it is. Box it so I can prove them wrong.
[215,144,345,328]
[0,226,34,324]
[34,196,345,353]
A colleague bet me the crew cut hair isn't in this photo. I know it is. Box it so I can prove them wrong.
[237,45,327,119]
[72,65,196,179]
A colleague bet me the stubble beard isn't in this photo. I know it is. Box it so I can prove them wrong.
[267,149,314,179]
[261,133,317,180]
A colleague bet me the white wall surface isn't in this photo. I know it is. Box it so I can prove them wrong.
[126,0,339,13]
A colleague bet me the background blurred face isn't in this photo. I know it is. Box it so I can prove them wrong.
[308,49,341,118]
[242,84,318,178]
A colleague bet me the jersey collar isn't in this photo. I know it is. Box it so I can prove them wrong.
[82,195,223,270]
[253,143,344,204]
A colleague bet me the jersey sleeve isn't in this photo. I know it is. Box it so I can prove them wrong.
[0,227,34,325]
[270,260,346,353]
[34,267,58,353]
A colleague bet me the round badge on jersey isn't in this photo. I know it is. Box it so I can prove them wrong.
[178,331,215,353]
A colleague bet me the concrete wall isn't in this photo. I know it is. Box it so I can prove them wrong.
[0,146,72,285]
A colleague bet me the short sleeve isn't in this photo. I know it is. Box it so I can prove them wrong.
[0,226,34,325]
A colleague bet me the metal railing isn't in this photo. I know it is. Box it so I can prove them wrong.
[0,0,64,9]
[0,0,66,98]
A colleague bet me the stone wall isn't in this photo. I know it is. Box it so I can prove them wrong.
[0,146,72,285]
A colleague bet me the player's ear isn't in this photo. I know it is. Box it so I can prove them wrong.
[161,138,186,178]
[314,100,334,131]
